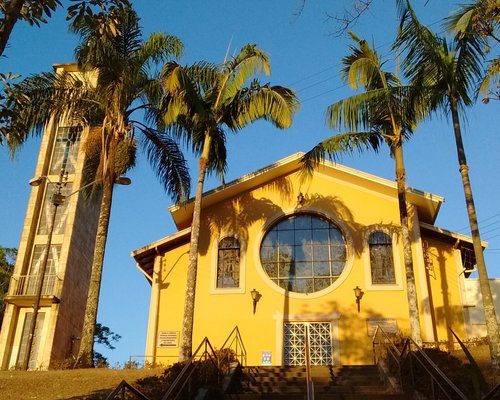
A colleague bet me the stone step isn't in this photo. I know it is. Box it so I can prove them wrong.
[225,394,411,400]
[231,364,400,399]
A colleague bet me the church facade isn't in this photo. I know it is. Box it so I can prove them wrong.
[133,153,480,367]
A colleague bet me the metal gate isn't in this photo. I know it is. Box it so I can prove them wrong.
[283,322,333,366]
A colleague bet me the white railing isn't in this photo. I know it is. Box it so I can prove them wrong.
[8,274,62,297]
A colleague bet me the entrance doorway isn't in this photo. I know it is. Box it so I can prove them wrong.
[15,312,45,369]
[283,322,333,366]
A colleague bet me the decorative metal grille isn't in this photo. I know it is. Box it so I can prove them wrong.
[283,322,333,366]
[308,322,333,365]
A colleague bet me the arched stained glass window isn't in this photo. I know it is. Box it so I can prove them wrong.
[369,231,395,284]
[217,237,240,288]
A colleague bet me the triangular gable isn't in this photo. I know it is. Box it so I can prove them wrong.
[169,152,444,230]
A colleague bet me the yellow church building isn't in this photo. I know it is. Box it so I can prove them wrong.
[132,152,480,367]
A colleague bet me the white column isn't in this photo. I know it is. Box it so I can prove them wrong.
[144,253,161,364]
[410,207,435,342]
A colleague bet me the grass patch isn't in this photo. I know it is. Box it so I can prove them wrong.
[0,367,164,400]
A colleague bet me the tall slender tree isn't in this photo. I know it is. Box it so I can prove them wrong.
[0,247,16,325]
[7,5,190,368]
[160,45,300,360]
[301,32,426,345]
[395,0,500,369]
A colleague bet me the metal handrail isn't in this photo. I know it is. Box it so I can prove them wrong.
[127,355,178,368]
[161,336,219,400]
[482,383,500,400]
[372,325,404,387]
[105,380,151,400]
[107,328,246,400]
[8,273,62,296]
[404,337,468,400]
[219,326,247,367]
[372,326,468,400]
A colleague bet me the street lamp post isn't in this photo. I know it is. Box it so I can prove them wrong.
[21,172,131,370]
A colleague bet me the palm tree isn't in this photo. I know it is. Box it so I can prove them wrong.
[160,44,300,361]
[395,0,500,369]
[8,6,190,368]
[301,32,425,345]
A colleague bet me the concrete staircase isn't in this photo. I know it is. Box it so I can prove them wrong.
[225,365,411,399]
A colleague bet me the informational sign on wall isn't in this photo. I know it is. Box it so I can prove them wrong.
[157,331,179,348]
[261,351,272,365]
[366,318,398,336]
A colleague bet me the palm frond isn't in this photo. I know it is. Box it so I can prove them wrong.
[445,0,499,43]
[477,58,499,99]
[225,83,300,129]
[161,62,204,125]
[136,33,183,68]
[455,30,486,106]
[184,61,219,98]
[342,32,387,90]
[220,44,271,105]
[327,87,397,132]
[300,132,382,177]
[396,0,485,111]
[139,126,191,203]
[445,4,476,35]
[206,126,228,178]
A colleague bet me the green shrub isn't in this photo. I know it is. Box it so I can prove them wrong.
[135,358,222,400]
[402,348,481,399]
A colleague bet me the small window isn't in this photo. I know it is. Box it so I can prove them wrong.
[27,245,61,295]
[217,237,240,288]
[369,231,395,284]
[460,246,476,272]
[37,183,73,235]
[50,126,82,174]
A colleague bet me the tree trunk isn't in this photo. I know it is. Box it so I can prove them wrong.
[179,134,212,362]
[394,144,423,346]
[75,175,114,368]
[450,98,500,369]
[0,0,24,57]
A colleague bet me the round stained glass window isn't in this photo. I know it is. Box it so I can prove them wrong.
[260,213,347,294]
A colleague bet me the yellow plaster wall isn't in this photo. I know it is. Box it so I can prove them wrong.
[423,236,466,344]
[153,170,465,366]
[154,244,189,366]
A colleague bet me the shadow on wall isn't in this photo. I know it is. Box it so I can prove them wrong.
[199,173,406,258]
[199,176,298,255]
[426,243,463,346]
[199,191,285,256]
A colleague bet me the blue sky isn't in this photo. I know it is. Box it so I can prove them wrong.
[1,0,499,365]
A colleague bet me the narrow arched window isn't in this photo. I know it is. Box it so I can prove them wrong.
[369,231,395,284]
[217,237,240,288]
